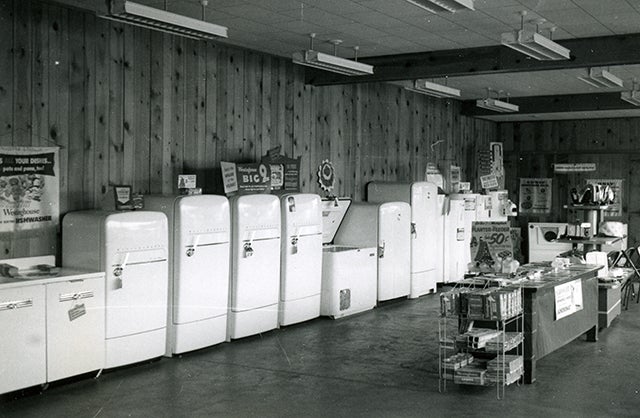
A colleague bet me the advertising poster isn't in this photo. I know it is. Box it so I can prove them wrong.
[519,178,552,214]
[220,162,271,196]
[261,149,301,194]
[490,142,505,189]
[0,147,59,232]
[554,278,583,320]
[553,163,596,173]
[470,221,513,268]
[586,178,623,217]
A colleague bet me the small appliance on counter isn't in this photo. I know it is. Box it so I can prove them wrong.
[320,198,377,319]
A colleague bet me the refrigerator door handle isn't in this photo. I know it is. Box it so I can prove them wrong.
[378,241,385,258]
[186,235,201,257]
[411,222,417,238]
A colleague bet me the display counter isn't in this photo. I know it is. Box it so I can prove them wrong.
[515,264,600,384]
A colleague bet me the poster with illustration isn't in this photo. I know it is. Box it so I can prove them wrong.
[519,178,552,214]
[0,147,59,232]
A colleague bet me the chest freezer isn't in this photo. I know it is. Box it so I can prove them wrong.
[62,210,169,369]
[228,194,281,339]
[367,181,439,297]
[280,193,323,326]
[334,201,411,301]
[145,195,230,355]
[320,198,377,319]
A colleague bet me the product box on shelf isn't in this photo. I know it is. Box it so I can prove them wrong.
[485,332,524,352]
[442,353,474,380]
[454,363,487,386]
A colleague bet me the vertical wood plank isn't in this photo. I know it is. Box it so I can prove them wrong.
[93,17,109,207]
[108,22,124,188]
[31,1,48,148]
[0,0,13,145]
[82,12,96,209]
[133,26,150,194]
[122,25,135,187]
[170,37,185,193]
[204,41,218,193]
[13,0,31,146]
[67,9,85,212]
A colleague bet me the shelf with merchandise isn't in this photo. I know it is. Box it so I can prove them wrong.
[438,283,524,398]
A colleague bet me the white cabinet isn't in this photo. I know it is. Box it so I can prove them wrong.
[0,256,105,395]
[0,285,46,394]
[46,277,105,382]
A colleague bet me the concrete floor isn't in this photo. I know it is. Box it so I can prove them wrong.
[2,291,640,417]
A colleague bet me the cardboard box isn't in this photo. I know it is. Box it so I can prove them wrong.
[598,284,621,328]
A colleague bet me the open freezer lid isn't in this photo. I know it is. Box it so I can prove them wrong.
[320,198,351,244]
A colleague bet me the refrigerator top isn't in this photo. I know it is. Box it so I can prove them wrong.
[281,193,322,236]
[320,197,351,245]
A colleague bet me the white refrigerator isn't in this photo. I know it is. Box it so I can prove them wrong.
[443,199,467,283]
[279,193,323,326]
[145,195,230,355]
[334,201,411,301]
[367,181,439,298]
[449,193,478,269]
[228,194,281,339]
[320,198,377,319]
[62,210,169,369]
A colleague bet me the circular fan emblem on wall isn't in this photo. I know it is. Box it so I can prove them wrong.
[317,160,335,192]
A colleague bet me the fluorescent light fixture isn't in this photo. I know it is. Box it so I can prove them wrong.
[621,90,640,106]
[476,98,519,113]
[102,0,228,40]
[501,29,570,60]
[578,68,624,88]
[292,51,373,76]
[406,79,461,98]
[293,36,373,76]
[404,0,474,13]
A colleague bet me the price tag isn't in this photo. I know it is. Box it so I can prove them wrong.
[68,303,86,322]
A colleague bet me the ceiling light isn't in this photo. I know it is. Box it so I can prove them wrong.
[476,98,519,113]
[578,68,624,88]
[406,79,461,98]
[621,91,640,106]
[476,89,518,113]
[292,35,373,76]
[501,12,569,61]
[102,0,228,40]
[404,0,474,13]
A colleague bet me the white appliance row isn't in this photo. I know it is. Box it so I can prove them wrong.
[59,193,325,365]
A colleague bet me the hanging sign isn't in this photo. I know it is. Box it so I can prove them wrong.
[470,221,513,268]
[178,174,196,189]
[553,163,596,173]
[220,162,271,196]
[586,178,623,217]
[490,142,505,189]
[519,178,552,214]
[0,146,59,232]
[554,278,583,320]
[317,160,335,193]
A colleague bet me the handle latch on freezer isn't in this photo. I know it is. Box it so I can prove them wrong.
[186,247,195,257]
[378,241,385,258]
[291,236,299,255]
[243,243,254,258]
[411,222,417,238]
[113,266,123,277]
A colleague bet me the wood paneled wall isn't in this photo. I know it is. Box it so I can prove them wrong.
[0,0,496,259]
[499,118,640,248]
